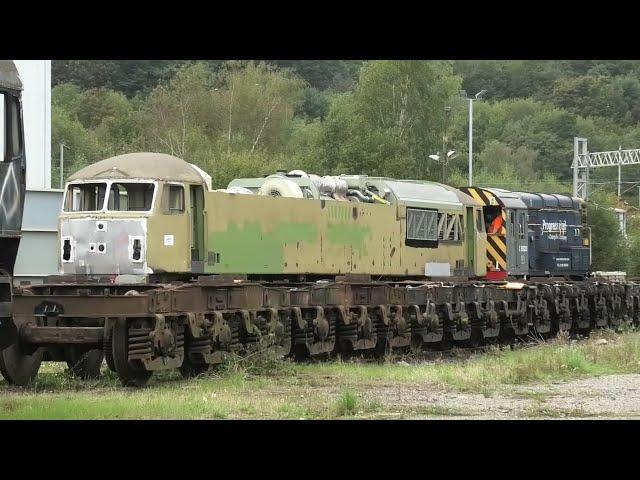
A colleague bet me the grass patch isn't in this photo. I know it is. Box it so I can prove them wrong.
[0,331,638,419]
[300,331,640,393]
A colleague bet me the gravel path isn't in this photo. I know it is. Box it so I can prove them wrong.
[360,374,640,419]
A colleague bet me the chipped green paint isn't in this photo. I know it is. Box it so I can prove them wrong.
[207,221,318,273]
[326,223,372,254]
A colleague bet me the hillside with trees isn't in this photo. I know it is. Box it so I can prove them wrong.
[51,60,640,272]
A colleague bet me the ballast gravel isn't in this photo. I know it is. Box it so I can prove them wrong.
[359,374,640,419]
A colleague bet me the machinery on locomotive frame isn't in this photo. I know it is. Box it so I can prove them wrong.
[1,152,637,388]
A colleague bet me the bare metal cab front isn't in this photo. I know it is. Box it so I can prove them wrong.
[59,179,156,275]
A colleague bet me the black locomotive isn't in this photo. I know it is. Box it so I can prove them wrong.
[460,187,591,280]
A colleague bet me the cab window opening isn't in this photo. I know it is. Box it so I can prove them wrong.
[8,96,22,158]
[63,183,107,212]
[107,182,155,211]
[0,93,23,162]
[169,185,185,212]
[0,93,5,160]
[483,206,503,235]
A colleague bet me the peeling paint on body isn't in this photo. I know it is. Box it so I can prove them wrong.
[208,221,318,273]
[326,223,372,254]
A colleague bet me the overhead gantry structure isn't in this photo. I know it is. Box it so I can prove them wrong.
[572,137,640,200]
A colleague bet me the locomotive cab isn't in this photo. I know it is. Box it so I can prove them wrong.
[459,187,528,279]
[59,153,210,278]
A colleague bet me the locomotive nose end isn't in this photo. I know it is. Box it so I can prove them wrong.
[59,218,150,276]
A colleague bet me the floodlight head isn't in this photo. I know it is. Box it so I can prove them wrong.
[428,154,440,161]
[447,150,456,158]
[475,89,488,99]
[459,89,467,98]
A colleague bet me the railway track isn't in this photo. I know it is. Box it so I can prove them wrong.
[1,276,637,387]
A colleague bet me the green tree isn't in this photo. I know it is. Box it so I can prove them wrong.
[52,60,190,96]
[587,192,630,272]
[51,108,101,188]
[316,60,462,179]
[273,60,362,91]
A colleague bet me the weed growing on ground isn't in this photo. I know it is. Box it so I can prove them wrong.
[334,390,358,416]
[217,334,297,379]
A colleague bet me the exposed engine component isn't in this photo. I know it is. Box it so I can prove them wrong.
[288,170,309,178]
[258,176,304,198]
[347,189,374,203]
[307,175,350,201]
[216,186,254,195]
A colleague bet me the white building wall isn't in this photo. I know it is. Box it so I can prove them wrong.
[11,60,57,283]
[13,60,51,190]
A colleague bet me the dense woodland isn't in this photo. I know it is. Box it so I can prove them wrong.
[51,60,640,273]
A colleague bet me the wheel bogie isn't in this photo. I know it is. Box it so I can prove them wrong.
[4,278,640,387]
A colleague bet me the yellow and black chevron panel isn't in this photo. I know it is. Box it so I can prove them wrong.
[461,187,501,208]
[486,234,507,270]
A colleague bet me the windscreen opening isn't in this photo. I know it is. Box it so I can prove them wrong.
[63,183,107,212]
[0,93,23,161]
[483,206,503,235]
[107,182,155,211]
[0,93,5,160]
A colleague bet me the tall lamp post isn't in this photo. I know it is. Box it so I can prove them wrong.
[429,150,457,183]
[59,143,69,189]
[461,89,487,186]
[438,105,452,182]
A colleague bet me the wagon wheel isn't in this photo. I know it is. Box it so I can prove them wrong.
[111,318,152,387]
[179,357,210,379]
[103,326,116,372]
[0,340,44,386]
[409,334,423,354]
[179,332,211,379]
[64,345,104,379]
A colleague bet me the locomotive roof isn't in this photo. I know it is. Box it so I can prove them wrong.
[461,187,528,209]
[381,180,464,207]
[0,60,22,91]
[440,184,481,207]
[514,192,583,210]
[68,152,207,184]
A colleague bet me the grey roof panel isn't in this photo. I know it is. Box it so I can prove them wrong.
[440,184,482,206]
[514,191,581,210]
[551,194,574,209]
[483,188,528,209]
[384,180,461,206]
[68,153,206,184]
[514,192,544,209]
[539,194,559,208]
[0,60,22,91]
